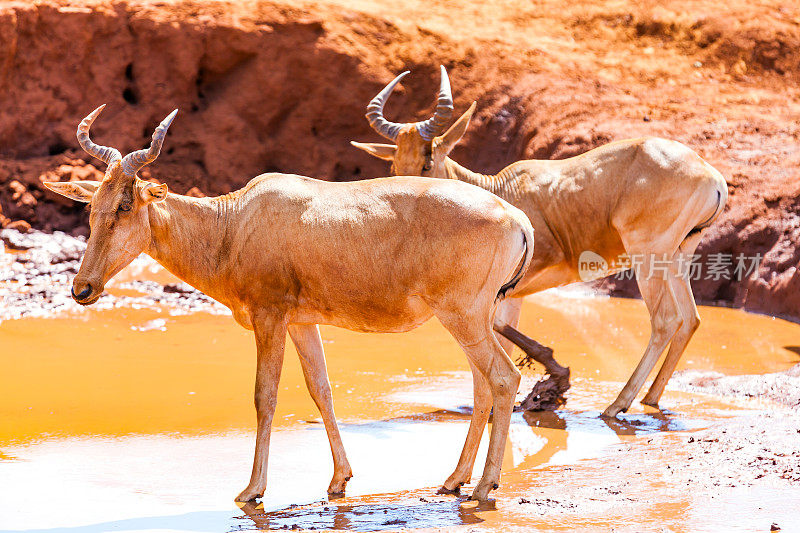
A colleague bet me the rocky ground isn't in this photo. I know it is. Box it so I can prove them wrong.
[0,0,797,320]
[0,228,227,320]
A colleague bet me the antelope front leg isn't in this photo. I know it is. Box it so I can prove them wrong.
[236,316,287,503]
[288,324,353,495]
[494,323,570,390]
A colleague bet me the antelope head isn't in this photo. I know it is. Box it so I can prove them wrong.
[351,66,475,179]
[44,105,176,305]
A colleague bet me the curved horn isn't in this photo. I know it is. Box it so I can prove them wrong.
[120,109,178,177]
[77,105,122,165]
[416,65,454,141]
[366,71,410,141]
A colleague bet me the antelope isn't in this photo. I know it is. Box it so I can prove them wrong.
[352,67,728,419]
[44,105,535,502]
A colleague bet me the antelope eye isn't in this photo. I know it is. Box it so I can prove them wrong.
[118,202,132,212]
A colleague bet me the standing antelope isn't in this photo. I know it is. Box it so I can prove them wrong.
[45,105,535,501]
[352,67,728,418]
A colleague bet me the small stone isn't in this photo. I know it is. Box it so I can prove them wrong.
[8,179,25,197]
[6,220,31,233]
[185,186,206,197]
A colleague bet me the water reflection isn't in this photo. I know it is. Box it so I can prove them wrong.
[784,345,800,358]
[601,409,683,435]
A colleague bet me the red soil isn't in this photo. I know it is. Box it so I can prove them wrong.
[1,0,798,319]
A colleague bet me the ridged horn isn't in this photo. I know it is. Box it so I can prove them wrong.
[416,65,454,141]
[120,110,178,177]
[77,105,122,165]
[366,71,410,141]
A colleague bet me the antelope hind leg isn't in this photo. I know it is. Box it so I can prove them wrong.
[494,322,570,406]
[602,273,681,418]
[642,244,700,407]
[289,324,353,494]
[439,311,521,501]
[439,358,492,494]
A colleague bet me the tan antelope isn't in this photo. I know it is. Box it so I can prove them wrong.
[44,105,535,501]
[352,67,728,419]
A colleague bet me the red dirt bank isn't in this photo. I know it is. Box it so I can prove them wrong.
[1,0,799,319]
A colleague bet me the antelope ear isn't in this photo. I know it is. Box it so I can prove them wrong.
[433,101,476,156]
[139,181,168,203]
[350,141,397,161]
[42,180,100,203]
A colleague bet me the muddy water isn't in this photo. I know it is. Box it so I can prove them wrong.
[1,269,799,532]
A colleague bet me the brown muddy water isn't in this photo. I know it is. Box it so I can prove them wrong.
[1,261,800,532]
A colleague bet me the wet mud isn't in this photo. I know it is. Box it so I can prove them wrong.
[672,362,800,409]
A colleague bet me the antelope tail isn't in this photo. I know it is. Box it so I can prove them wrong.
[498,219,534,300]
[686,185,726,239]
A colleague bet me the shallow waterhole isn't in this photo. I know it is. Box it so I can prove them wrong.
[1,262,798,532]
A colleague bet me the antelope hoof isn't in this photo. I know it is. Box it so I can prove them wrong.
[235,486,264,503]
[440,470,470,494]
[327,472,352,495]
[601,403,625,419]
[641,392,661,407]
[437,482,463,495]
[470,479,499,501]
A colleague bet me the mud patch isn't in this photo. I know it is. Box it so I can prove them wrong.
[232,411,800,532]
[671,363,800,408]
[234,496,485,532]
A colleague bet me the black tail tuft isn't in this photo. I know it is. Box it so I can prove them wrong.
[497,230,529,300]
